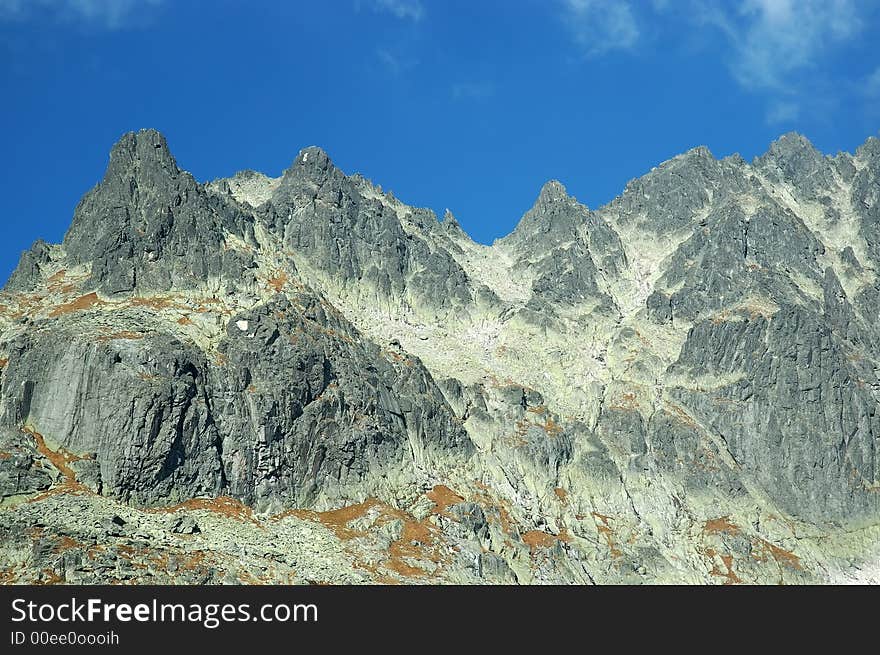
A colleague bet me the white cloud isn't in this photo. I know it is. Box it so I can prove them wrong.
[766,100,800,125]
[376,48,418,75]
[369,0,424,22]
[561,0,640,56]
[727,0,862,91]
[0,0,163,29]
[658,0,870,122]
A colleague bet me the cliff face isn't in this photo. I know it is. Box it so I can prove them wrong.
[0,129,878,585]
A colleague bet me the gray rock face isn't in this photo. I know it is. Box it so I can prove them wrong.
[61,129,255,295]
[2,129,880,585]
[257,147,483,319]
[0,291,472,510]
[668,307,879,523]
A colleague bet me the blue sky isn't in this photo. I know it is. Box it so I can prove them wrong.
[1,0,879,282]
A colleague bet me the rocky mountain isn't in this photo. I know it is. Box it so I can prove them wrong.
[1,128,878,584]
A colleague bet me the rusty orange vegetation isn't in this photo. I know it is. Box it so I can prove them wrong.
[46,270,66,286]
[48,292,101,317]
[752,538,802,571]
[520,530,570,554]
[36,569,65,585]
[591,511,622,559]
[542,417,563,436]
[0,358,7,368]
[705,548,742,585]
[130,296,182,310]
[609,391,640,412]
[554,487,569,504]
[471,480,516,536]
[0,452,11,460]
[276,497,452,581]
[52,535,82,554]
[703,516,741,536]
[0,568,19,584]
[267,271,289,293]
[147,496,262,527]
[177,315,193,325]
[426,485,464,515]
[23,426,89,488]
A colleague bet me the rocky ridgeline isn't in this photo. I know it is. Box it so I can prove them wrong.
[0,129,879,584]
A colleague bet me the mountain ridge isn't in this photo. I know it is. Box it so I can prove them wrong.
[1,128,879,584]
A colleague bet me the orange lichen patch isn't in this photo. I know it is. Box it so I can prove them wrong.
[522,530,557,550]
[0,567,19,584]
[542,417,563,436]
[471,480,516,536]
[23,426,88,488]
[592,512,622,559]
[49,292,102,317]
[704,516,741,536]
[237,568,266,585]
[96,330,145,342]
[213,352,228,366]
[526,405,547,415]
[609,391,640,412]
[710,310,732,325]
[706,548,742,585]
[275,499,381,541]
[0,452,11,460]
[383,349,414,366]
[278,498,451,581]
[267,271,289,293]
[35,569,65,585]
[46,270,67,291]
[0,358,9,368]
[664,403,701,430]
[148,496,262,527]
[129,296,186,310]
[554,487,569,504]
[52,535,82,554]
[752,538,802,571]
[177,315,193,325]
[386,520,437,579]
[426,485,464,516]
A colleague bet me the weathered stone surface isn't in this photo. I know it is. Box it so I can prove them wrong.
[2,129,880,585]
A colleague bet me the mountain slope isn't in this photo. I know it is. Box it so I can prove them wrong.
[1,129,878,584]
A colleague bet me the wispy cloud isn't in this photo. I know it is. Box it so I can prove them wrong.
[0,0,163,30]
[376,48,418,75]
[368,0,424,22]
[765,100,800,125]
[560,0,639,56]
[692,0,866,122]
[703,0,863,91]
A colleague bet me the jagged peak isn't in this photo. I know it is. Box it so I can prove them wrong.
[536,179,571,206]
[682,145,715,160]
[285,145,334,175]
[758,131,822,164]
[442,209,461,228]
[105,128,180,179]
[855,134,880,163]
[274,145,341,193]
